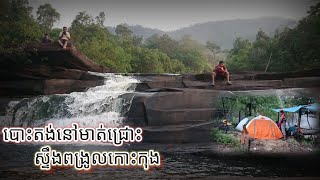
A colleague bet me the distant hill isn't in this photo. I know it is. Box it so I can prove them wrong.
[108,17,297,49]
[107,25,164,39]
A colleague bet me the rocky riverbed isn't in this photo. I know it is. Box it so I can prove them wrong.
[1,44,319,179]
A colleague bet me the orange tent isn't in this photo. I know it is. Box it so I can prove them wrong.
[246,115,283,140]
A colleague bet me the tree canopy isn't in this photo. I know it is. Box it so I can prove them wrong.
[1,0,319,74]
[36,3,60,33]
[226,1,320,72]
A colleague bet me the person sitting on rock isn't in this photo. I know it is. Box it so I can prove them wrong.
[211,61,232,86]
[41,33,52,44]
[58,26,71,49]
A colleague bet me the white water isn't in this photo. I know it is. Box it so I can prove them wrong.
[0,73,139,127]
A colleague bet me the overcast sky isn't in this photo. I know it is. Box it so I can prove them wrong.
[30,0,315,31]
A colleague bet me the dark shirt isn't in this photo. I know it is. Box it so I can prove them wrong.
[41,37,52,44]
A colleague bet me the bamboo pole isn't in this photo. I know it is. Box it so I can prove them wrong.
[265,52,273,72]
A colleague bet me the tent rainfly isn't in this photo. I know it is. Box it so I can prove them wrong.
[246,115,283,140]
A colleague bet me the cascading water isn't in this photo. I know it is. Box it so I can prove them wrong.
[0,73,139,128]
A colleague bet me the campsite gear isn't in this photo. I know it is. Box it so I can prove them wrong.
[219,119,230,133]
[235,116,254,131]
[223,119,232,126]
[272,103,320,134]
[236,117,249,131]
[246,115,283,140]
[287,125,298,136]
[218,124,229,133]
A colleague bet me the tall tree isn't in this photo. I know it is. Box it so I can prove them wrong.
[206,41,221,54]
[226,37,252,71]
[115,24,132,37]
[95,12,106,26]
[250,29,272,70]
[72,11,94,27]
[273,1,320,71]
[70,12,132,72]
[0,0,41,45]
[36,3,60,32]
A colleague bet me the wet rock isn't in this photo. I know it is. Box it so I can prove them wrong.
[134,83,150,91]
[0,65,104,81]
[0,79,104,96]
[124,93,154,126]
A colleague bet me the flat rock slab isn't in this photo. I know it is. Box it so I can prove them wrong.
[140,79,288,92]
[183,80,284,90]
[143,121,214,143]
[284,77,320,87]
[0,65,104,81]
[142,81,185,89]
[144,92,223,126]
[0,79,104,96]
[25,44,109,72]
[143,121,214,131]
[193,69,320,81]
[146,108,219,126]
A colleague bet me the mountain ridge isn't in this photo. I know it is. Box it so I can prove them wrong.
[107,17,297,49]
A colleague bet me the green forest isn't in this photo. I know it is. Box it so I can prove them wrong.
[218,95,318,123]
[1,0,319,73]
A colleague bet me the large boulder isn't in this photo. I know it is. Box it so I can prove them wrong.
[0,43,110,73]
[0,65,104,81]
[0,43,111,96]
[124,93,154,126]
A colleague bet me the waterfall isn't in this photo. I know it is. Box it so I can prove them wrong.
[0,73,139,127]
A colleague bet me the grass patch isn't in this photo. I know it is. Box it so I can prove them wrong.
[294,134,318,149]
[210,128,240,147]
[301,136,317,149]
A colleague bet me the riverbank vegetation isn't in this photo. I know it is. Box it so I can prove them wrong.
[1,0,319,73]
[210,128,240,147]
[227,2,320,72]
[218,95,318,124]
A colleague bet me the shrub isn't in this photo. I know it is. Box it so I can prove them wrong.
[210,128,240,147]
